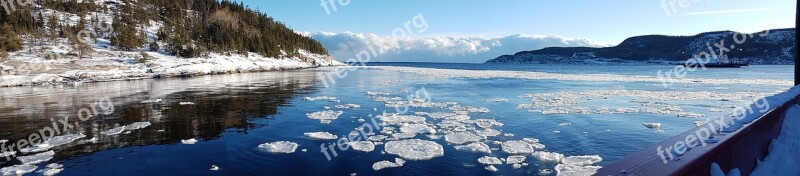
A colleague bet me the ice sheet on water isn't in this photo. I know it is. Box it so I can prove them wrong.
[399,124,436,134]
[372,158,405,171]
[642,123,662,129]
[304,96,337,101]
[474,129,502,137]
[348,141,375,152]
[502,141,534,154]
[506,155,526,164]
[533,151,565,163]
[453,142,491,153]
[484,165,499,172]
[0,165,37,176]
[21,133,85,153]
[487,98,508,102]
[384,139,444,160]
[366,91,391,96]
[100,126,126,135]
[18,151,55,165]
[368,135,387,141]
[334,104,361,109]
[307,110,344,123]
[477,156,502,165]
[444,132,482,145]
[257,141,299,154]
[125,122,152,131]
[181,138,198,144]
[377,113,426,124]
[475,119,503,129]
[562,155,602,166]
[391,133,417,140]
[417,112,456,119]
[522,138,540,144]
[304,132,338,140]
[39,163,63,176]
[555,164,601,176]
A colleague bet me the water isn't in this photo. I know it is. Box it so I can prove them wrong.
[0,63,793,175]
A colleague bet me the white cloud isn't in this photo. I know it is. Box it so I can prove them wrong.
[303,32,610,63]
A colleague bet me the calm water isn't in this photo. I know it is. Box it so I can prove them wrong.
[0,63,793,175]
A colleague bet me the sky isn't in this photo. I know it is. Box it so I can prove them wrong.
[239,0,794,44]
[237,0,795,62]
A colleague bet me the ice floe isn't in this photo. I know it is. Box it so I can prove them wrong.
[453,142,491,153]
[0,165,37,176]
[368,135,387,141]
[399,124,436,134]
[372,158,406,171]
[257,141,299,154]
[444,132,482,145]
[484,165,499,172]
[555,164,602,176]
[501,140,534,154]
[125,122,152,131]
[100,126,126,136]
[384,139,444,160]
[377,113,426,125]
[533,151,565,163]
[348,141,376,152]
[304,132,338,140]
[39,163,63,176]
[506,155,526,164]
[477,156,502,165]
[562,155,603,166]
[0,150,15,158]
[20,134,86,153]
[304,96,338,101]
[335,104,361,109]
[210,165,220,171]
[18,151,55,165]
[181,138,198,145]
[486,98,508,102]
[307,110,344,123]
[642,123,662,129]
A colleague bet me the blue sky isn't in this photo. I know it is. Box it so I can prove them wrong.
[238,0,794,45]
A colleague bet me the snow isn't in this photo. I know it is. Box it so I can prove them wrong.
[348,141,376,152]
[372,158,406,171]
[751,104,800,175]
[506,155,526,164]
[444,132,482,145]
[125,122,151,131]
[306,110,344,123]
[0,165,37,176]
[181,138,198,145]
[179,102,195,105]
[0,150,15,158]
[454,142,491,153]
[304,132,338,140]
[533,151,565,163]
[257,141,299,154]
[384,139,444,160]
[100,126,126,135]
[17,151,55,165]
[20,133,86,153]
[477,156,503,165]
[501,140,534,154]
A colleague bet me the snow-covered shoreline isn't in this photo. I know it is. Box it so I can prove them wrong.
[0,49,344,87]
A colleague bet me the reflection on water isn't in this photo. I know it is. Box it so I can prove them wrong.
[0,71,321,167]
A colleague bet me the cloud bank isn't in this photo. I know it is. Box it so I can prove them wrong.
[304,32,610,63]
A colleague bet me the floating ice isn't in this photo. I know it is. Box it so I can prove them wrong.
[125,122,152,131]
[530,142,546,150]
[399,124,436,134]
[21,134,86,153]
[101,126,126,136]
[522,138,540,144]
[367,91,391,96]
[642,123,662,129]
[210,165,220,171]
[555,164,601,176]
[502,141,534,154]
[539,168,554,175]
[487,98,509,102]
[39,163,63,176]
[0,150,15,158]
[484,165,499,172]
[372,158,406,171]
[18,151,55,165]
[257,141,299,154]
[392,133,417,139]
[181,138,198,145]
[0,165,37,176]
[453,142,491,153]
[445,132,482,145]
[304,96,337,101]
[533,151,565,163]
[377,113,426,124]
[384,139,444,160]
[304,132,338,140]
[368,135,387,141]
[307,110,344,123]
[562,155,603,166]
[179,102,195,105]
[506,155,526,164]
[348,141,375,152]
[475,119,503,129]
[512,163,522,169]
[474,129,502,137]
[418,112,457,119]
[678,112,705,118]
[477,156,502,165]
[140,99,162,103]
[335,104,361,109]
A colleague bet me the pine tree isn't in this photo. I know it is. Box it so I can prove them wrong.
[0,24,22,52]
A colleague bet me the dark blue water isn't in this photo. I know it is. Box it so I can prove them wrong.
[0,63,792,175]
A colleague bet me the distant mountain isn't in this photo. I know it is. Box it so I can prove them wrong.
[485,28,796,65]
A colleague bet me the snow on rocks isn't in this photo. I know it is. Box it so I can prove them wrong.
[384,139,444,160]
[304,132,338,140]
[477,156,503,165]
[348,141,376,152]
[533,151,565,163]
[501,140,534,154]
[17,151,55,165]
[125,122,152,131]
[0,165,37,176]
[453,142,491,153]
[506,155,526,164]
[20,134,86,153]
[179,102,195,105]
[181,138,198,145]
[444,132,482,145]
[306,110,344,123]
[372,158,406,171]
[100,126,126,136]
[257,141,299,154]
